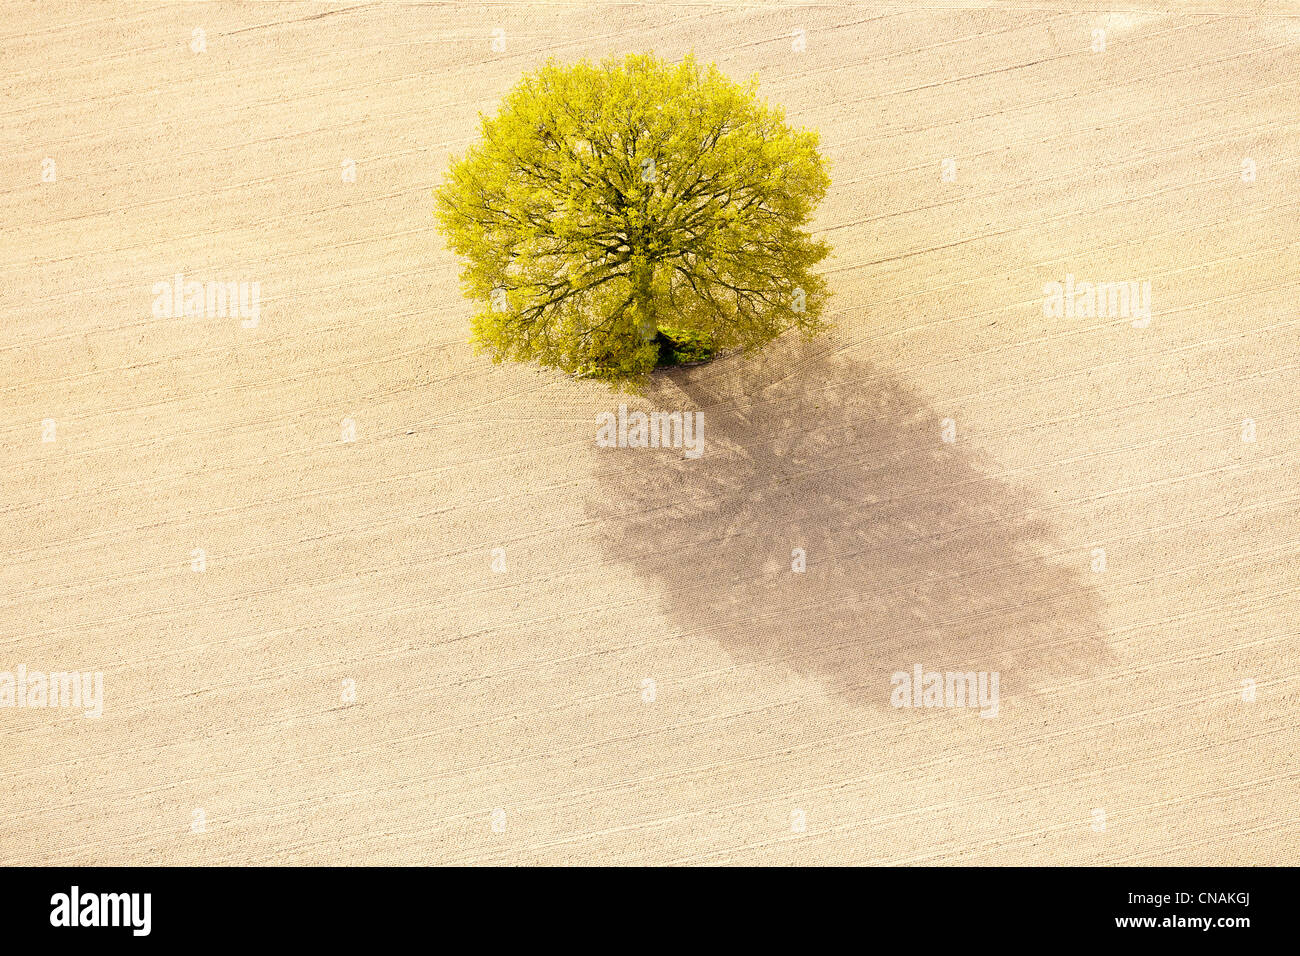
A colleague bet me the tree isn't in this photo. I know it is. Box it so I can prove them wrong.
[434,53,832,387]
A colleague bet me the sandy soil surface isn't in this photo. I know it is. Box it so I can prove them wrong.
[2,0,1297,865]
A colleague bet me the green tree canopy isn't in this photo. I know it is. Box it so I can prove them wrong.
[435,53,831,386]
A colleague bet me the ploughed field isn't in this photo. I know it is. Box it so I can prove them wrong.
[1,1,1297,864]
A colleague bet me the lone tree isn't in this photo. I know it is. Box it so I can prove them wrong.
[435,53,831,386]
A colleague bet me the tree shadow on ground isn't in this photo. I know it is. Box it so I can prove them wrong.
[584,334,1111,713]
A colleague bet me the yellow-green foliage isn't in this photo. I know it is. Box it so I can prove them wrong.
[435,53,831,387]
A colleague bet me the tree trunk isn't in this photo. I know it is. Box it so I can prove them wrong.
[631,259,656,341]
